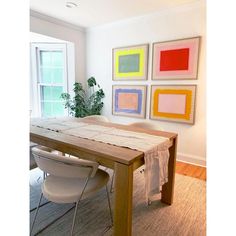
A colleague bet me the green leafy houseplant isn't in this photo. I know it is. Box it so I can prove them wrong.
[60,77,105,117]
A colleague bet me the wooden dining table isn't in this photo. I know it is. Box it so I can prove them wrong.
[30,117,178,236]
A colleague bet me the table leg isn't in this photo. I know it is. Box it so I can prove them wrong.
[114,162,133,236]
[161,136,178,205]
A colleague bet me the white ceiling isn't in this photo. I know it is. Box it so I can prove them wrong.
[30,0,200,28]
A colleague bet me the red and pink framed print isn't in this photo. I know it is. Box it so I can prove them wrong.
[152,37,200,80]
[150,85,197,124]
[112,85,147,118]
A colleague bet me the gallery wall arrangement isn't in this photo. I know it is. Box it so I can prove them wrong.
[112,36,201,124]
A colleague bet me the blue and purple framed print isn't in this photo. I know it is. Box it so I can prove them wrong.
[112,85,147,118]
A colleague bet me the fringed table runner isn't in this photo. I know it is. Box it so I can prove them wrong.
[31,117,172,202]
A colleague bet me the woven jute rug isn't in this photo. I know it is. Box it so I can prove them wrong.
[30,167,206,236]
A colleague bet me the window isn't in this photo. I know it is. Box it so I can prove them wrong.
[30,43,74,117]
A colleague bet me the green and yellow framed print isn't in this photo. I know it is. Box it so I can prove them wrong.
[112,44,149,81]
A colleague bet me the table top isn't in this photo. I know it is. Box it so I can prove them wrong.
[30,117,177,165]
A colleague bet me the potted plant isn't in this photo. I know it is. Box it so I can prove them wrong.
[60,77,105,117]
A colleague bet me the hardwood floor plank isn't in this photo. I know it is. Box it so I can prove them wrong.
[176,161,206,181]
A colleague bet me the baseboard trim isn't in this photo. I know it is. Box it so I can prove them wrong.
[177,153,206,167]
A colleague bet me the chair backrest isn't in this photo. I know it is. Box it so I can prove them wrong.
[81,115,110,123]
[129,121,163,131]
[30,143,38,170]
[32,146,99,178]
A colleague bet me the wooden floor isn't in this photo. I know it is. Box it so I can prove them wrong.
[176,161,206,181]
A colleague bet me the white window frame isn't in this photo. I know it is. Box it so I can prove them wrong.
[30,42,75,117]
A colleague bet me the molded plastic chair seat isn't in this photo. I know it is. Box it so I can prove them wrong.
[43,169,109,203]
[30,142,38,170]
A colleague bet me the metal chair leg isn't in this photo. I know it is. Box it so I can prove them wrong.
[30,192,43,235]
[106,185,113,226]
[30,171,50,212]
[31,175,112,235]
[70,200,80,236]
[70,177,90,236]
[32,205,75,236]
[110,171,115,193]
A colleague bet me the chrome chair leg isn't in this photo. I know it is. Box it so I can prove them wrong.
[30,192,43,235]
[70,177,90,236]
[32,205,75,236]
[30,171,50,212]
[71,200,80,236]
[110,171,115,193]
[31,176,111,236]
[106,185,113,226]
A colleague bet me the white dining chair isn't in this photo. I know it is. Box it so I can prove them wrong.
[30,143,63,170]
[30,146,113,236]
[129,121,163,131]
[30,142,38,170]
[80,115,110,123]
[30,143,64,212]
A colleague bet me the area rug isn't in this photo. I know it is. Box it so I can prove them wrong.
[30,167,206,236]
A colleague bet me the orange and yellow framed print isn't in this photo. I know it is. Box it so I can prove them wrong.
[113,44,149,81]
[150,85,196,124]
[152,37,200,80]
[112,85,147,118]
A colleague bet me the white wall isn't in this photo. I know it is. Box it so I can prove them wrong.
[30,11,86,86]
[86,1,206,165]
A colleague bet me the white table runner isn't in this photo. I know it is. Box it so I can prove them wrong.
[31,118,172,202]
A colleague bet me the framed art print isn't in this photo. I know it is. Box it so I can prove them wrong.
[113,44,149,81]
[112,85,147,118]
[150,85,196,124]
[152,37,200,80]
